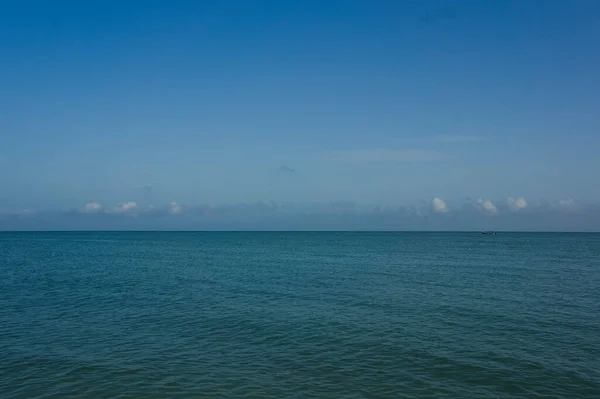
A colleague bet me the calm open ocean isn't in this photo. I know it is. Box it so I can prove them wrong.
[1,232,599,398]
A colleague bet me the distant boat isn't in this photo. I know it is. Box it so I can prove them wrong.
[481,231,497,235]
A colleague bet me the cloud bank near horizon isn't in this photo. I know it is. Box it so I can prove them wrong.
[1,197,598,231]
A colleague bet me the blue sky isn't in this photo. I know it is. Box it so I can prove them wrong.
[1,1,599,230]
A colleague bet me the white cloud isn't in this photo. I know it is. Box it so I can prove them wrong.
[476,198,498,213]
[331,149,441,162]
[508,197,527,211]
[169,201,183,215]
[108,201,137,214]
[432,197,448,213]
[122,201,137,211]
[435,135,488,143]
[83,202,102,213]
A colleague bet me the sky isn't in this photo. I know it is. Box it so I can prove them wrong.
[1,0,599,230]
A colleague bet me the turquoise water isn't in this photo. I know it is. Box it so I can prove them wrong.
[1,232,599,398]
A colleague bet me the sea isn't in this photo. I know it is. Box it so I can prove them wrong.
[1,232,599,398]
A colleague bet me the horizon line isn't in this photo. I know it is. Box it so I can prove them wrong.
[1,230,598,234]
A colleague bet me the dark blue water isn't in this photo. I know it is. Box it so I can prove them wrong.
[1,232,599,398]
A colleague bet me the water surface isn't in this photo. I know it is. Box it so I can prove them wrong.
[1,232,599,398]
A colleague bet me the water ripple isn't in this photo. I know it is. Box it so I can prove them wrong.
[1,232,600,398]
